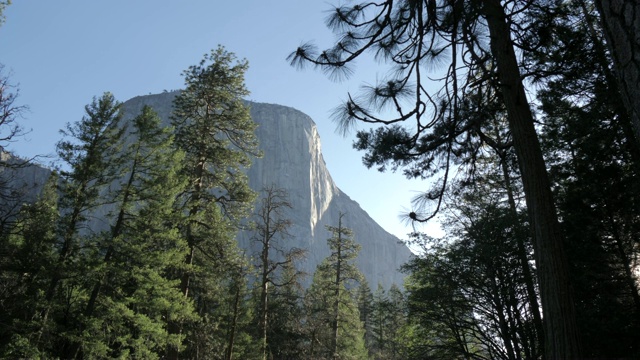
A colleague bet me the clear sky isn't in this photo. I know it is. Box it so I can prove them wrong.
[1,1,442,241]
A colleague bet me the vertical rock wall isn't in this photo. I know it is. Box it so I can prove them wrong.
[121,92,413,288]
[8,92,414,289]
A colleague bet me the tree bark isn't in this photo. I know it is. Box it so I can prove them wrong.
[482,0,582,357]
[595,0,640,142]
[499,151,544,357]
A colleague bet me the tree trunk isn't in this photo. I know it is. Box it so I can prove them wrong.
[331,220,342,360]
[482,0,582,357]
[226,284,241,360]
[260,237,269,360]
[595,0,640,142]
[499,151,544,357]
[578,0,640,167]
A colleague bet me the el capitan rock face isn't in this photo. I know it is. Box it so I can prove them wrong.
[6,91,412,288]
[121,92,413,288]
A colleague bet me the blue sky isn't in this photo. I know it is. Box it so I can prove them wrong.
[1,1,442,241]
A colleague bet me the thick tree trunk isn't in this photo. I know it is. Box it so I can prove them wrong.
[595,0,640,142]
[579,0,640,167]
[482,0,581,357]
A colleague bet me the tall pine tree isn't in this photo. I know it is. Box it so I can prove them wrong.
[304,214,367,359]
[169,46,260,359]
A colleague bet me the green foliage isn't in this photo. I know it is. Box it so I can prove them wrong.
[169,46,261,358]
[266,256,307,359]
[403,198,541,359]
[302,215,367,359]
[304,263,367,360]
[322,214,363,287]
[172,45,259,222]
[7,2,640,357]
[67,105,195,359]
[369,284,407,359]
[289,0,640,357]
[33,92,129,357]
[0,98,206,359]
[249,186,307,360]
[0,172,58,359]
[355,279,374,351]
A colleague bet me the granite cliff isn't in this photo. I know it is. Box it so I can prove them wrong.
[122,92,412,288]
[4,92,413,288]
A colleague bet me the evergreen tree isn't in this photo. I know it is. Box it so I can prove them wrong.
[222,261,258,360]
[169,46,260,359]
[521,3,640,356]
[66,105,195,359]
[32,92,127,356]
[368,284,407,359]
[250,185,306,360]
[303,214,367,359]
[403,200,541,359]
[386,284,408,359]
[304,262,367,360]
[267,253,307,359]
[403,240,487,360]
[355,279,374,353]
[370,284,390,358]
[324,213,363,359]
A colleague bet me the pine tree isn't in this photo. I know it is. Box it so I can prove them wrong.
[403,200,542,359]
[304,214,367,359]
[31,92,127,356]
[370,284,390,358]
[267,254,307,359]
[355,279,374,353]
[386,284,408,359]
[169,46,260,359]
[250,185,306,360]
[368,284,407,359]
[324,214,363,359]
[304,262,367,360]
[525,3,640,355]
[67,105,195,359]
